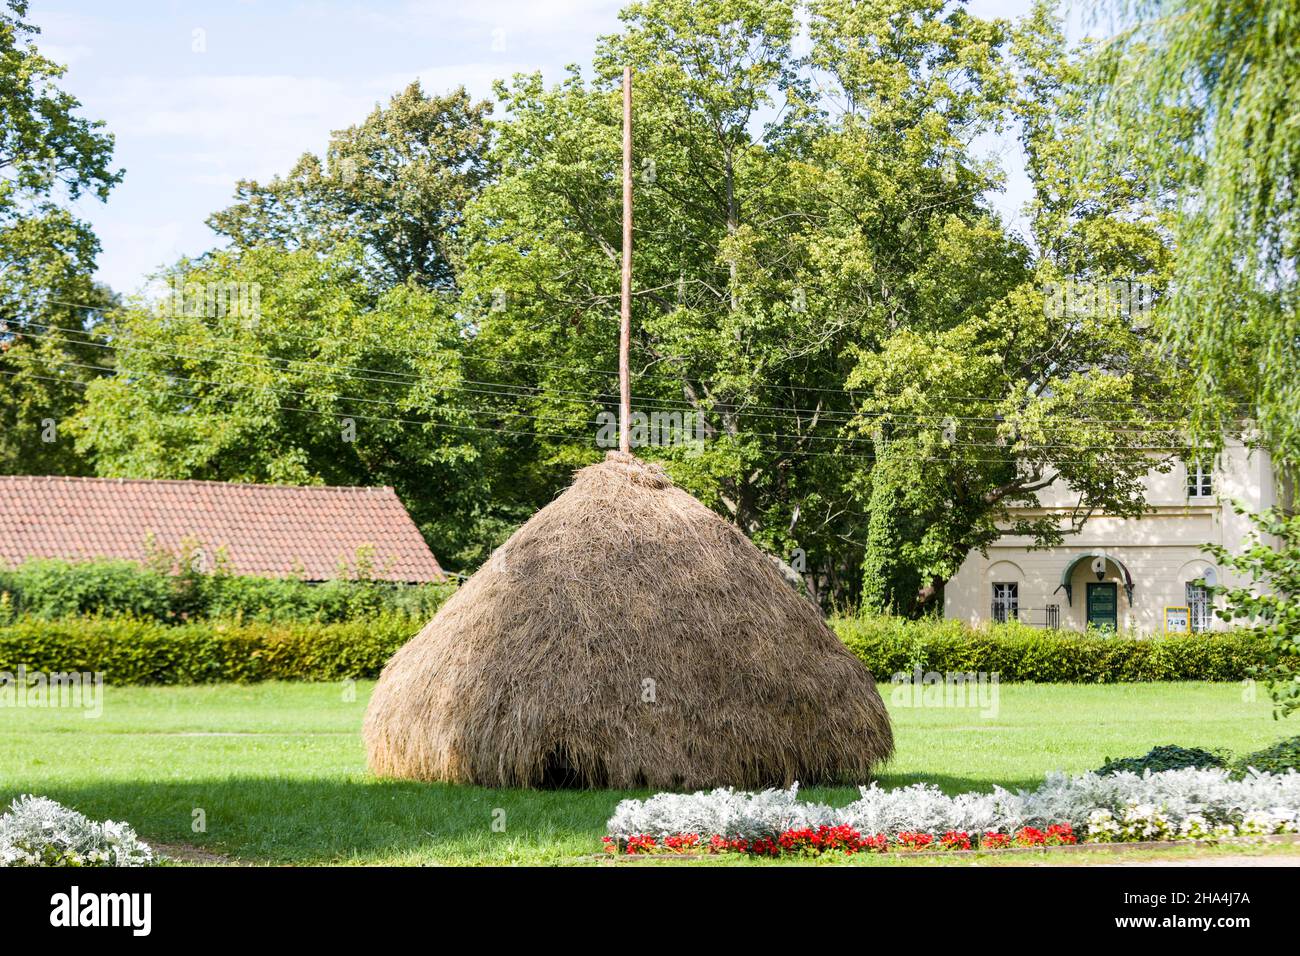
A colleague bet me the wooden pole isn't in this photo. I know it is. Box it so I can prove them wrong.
[619,66,633,454]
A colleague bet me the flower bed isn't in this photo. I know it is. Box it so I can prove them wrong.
[604,768,1300,858]
[604,823,1077,857]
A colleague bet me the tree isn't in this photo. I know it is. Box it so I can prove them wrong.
[1205,507,1300,718]
[208,82,492,291]
[849,0,1187,613]
[0,0,122,474]
[461,0,1038,605]
[69,246,490,568]
[464,0,815,568]
[1086,0,1299,467]
[1086,0,1299,716]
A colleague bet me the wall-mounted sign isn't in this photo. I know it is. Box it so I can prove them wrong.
[1164,606,1191,634]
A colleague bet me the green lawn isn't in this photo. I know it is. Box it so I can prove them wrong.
[0,680,1288,865]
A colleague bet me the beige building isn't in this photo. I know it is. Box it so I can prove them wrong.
[944,441,1283,634]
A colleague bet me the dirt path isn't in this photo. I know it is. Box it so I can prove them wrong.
[151,842,245,866]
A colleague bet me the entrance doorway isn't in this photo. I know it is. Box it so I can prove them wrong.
[1087,582,1118,631]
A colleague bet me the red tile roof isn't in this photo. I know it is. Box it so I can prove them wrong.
[0,476,444,583]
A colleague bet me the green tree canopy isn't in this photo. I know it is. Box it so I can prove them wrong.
[459,0,1188,608]
[209,82,492,291]
[70,246,490,567]
[851,0,1188,613]
[1086,0,1299,466]
[0,0,121,474]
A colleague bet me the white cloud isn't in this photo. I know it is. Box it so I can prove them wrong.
[34,42,95,66]
[89,59,541,194]
[292,0,624,39]
[21,0,641,294]
[93,220,188,297]
[75,63,535,292]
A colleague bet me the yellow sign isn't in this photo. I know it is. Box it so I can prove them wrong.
[1164,606,1191,634]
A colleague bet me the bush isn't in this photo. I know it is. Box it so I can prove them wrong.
[832,615,1268,682]
[0,795,153,867]
[0,614,421,683]
[1096,745,1228,776]
[0,610,1268,687]
[0,557,453,624]
[0,559,174,621]
[1235,736,1300,776]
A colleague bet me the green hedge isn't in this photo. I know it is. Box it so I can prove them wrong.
[0,615,421,684]
[0,612,1267,686]
[832,615,1267,683]
[0,558,454,624]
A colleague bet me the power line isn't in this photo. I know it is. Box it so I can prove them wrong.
[13,315,1213,435]
[19,296,1240,413]
[0,361,1200,460]
[5,333,1200,454]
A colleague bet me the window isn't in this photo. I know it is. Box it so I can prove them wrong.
[1045,603,1060,629]
[1186,460,1213,498]
[1186,582,1212,632]
[992,583,1019,623]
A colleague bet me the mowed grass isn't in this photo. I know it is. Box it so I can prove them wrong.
[0,681,1286,865]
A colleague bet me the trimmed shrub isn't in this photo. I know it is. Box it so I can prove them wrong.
[0,558,453,624]
[0,611,1269,686]
[832,615,1267,682]
[1096,745,1228,776]
[0,614,421,683]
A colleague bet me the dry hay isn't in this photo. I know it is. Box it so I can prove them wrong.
[364,452,892,789]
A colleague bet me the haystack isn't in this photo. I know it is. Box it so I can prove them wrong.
[364,451,893,789]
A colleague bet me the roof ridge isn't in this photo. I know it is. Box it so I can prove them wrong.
[0,475,397,493]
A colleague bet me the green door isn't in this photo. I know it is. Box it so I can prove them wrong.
[1087,582,1118,632]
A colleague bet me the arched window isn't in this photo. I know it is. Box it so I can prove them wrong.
[1180,564,1217,632]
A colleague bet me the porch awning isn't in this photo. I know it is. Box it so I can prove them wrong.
[1055,552,1134,606]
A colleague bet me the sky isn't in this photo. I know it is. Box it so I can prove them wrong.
[28,0,1089,297]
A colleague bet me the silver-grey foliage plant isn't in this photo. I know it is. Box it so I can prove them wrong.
[607,769,1300,842]
[0,795,154,867]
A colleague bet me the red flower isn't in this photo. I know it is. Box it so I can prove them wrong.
[1014,826,1047,847]
[980,832,1012,850]
[895,831,935,850]
[939,830,971,851]
[862,833,889,853]
[604,820,1075,858]
[1044,823,1077,846]
[625,834,658,854]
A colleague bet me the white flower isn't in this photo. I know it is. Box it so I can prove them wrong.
[1179,813,1213,840]
[1087,809,1122,842]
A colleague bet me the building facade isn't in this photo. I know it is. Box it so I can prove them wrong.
[943,441,1282,634]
